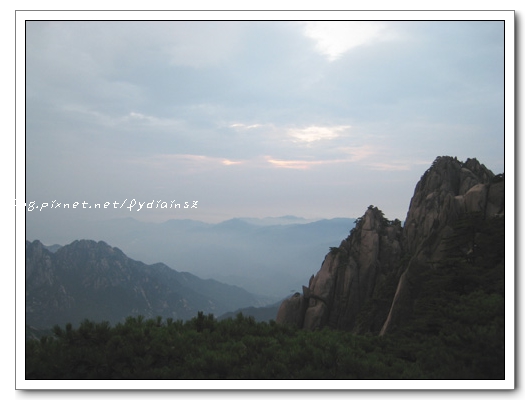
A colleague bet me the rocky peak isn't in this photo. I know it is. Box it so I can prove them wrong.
[276,156,504,335]
[403,156,497,259]
[55,239,124,261]
[51,239,134,291]
[414,156,493,197]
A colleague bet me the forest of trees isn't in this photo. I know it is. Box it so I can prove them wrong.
[26,213,505,380]
[25,305,503,380]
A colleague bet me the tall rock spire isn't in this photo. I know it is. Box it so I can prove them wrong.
[276,156,505,335]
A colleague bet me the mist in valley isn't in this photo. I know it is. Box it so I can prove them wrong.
[26,215,357,299]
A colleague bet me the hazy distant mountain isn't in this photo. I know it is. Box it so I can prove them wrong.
[217,300,284,322]
[26,239,274,330]
[43,244,62,253]
[27,216,357,298]
[236,215,317,226]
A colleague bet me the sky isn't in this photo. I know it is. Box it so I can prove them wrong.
[24,19,506,229]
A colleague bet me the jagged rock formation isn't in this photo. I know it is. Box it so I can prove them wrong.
[402,157,499,262]
[276,156,505,334]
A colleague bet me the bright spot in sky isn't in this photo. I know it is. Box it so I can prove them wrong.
[287,125,351,143]
[303,21,387,61]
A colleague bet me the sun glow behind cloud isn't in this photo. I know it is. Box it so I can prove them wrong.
[302,21,388,61]
[264,143,378,170]
[222,159,243,166]
[265,157,327,170]
[287,125,351,143]
[229,123,264,130]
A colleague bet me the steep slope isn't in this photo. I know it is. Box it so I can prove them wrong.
[276,206,403,331]
[276,156,505,335]
[26,239,268,330]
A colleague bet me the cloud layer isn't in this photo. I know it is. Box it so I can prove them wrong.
[25,20,505,225]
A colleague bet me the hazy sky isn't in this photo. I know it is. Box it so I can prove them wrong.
[25,20,505,226]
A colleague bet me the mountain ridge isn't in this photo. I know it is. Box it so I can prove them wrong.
[26,238,275,330]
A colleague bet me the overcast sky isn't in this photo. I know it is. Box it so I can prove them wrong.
[25,20,505,226]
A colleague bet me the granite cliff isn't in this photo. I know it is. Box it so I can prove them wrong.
[276,156,505,334]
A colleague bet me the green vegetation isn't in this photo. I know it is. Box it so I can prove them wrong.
[27,302,504,380]
[394,212,505,379]
[328,246,341,255]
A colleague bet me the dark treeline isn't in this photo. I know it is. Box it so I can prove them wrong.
[26,306,503,380]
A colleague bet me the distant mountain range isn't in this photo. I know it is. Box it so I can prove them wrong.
[217,300,284,322]
[27,216,358,298]
[26,239,277,331]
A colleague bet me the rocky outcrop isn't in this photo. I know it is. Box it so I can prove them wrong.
[403,157,495,261]
[276,206,403,331]
[380,157,503,335]
[276,156,505,334]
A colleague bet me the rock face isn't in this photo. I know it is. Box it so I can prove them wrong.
[276,156,505,334]
[402,157,496,261]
